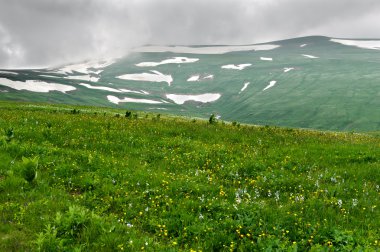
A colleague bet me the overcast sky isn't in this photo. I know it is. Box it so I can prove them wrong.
[1,0,380,68]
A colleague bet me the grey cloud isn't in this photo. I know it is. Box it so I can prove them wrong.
[0,0,380,68]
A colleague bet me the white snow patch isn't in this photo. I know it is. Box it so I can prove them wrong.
[166,93,221,105]
[300,44,307,47]
[263,81,277,91]
[52,59,115,74]
[0,70,19,75]
[187,75,200,82]
[119,89,150,95]
[239,82,250,93]
[79,83,149,95]
[187,74,214,82]
[0,78,76,93]
[117,70,173,86]
[134,44,280,54]
[136,57,199,67]
[149,107,168,110]
[39,75,60,78]
[302,54,319,59]
[79,83,121,93]
[330,38,380,50]
[64,75,99,82]
[283,67,294,73]
[140,90,150,95]
[160,99,171,104]
[107,95,163,105]
[260,57,273,61]
[221,64,252,70]
[91,70,104,75]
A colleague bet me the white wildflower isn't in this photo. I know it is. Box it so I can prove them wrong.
[275,191,280,202]
[199,194,205,202]
[337,199,342,208]
[352,199,358,207]
[254,188,260,199]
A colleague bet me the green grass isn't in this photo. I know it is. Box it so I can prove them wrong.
[0,101,379,251]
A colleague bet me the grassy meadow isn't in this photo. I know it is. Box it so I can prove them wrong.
[0,101,379,251]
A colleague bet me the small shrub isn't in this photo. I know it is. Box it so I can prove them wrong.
[232,121,240,127]
[125,111,132,118]
[70,109,80,114]
[209,114,216,124]
[5,128,14,142]
[35,205,120,251]
[21,156,39,183]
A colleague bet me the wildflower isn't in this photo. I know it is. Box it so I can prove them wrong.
[199,213,204,220]
[337,199,342,208]
[199,194,205,202]
[254,188,260,199]
[126,223,133,228]
[352,198,358,207]
[275,191,280,202]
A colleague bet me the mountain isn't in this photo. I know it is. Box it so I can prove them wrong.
[0,36,379,131]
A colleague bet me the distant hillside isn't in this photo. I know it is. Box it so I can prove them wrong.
[1,36,380,131]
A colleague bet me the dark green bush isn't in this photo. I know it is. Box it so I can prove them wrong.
[21,156,39,183]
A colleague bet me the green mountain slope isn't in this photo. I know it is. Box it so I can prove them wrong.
[1,36,379,131]
[0,101,379,250]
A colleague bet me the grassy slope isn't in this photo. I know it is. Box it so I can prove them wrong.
[1,36,380,132]
[0,101,379,251]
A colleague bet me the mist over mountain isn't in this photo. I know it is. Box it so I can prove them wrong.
[1,0,380,68]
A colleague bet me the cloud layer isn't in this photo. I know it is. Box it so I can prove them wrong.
[1,0,380,68]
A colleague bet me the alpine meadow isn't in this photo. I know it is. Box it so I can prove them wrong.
[0,102,379,251]
[0,4,380,250]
